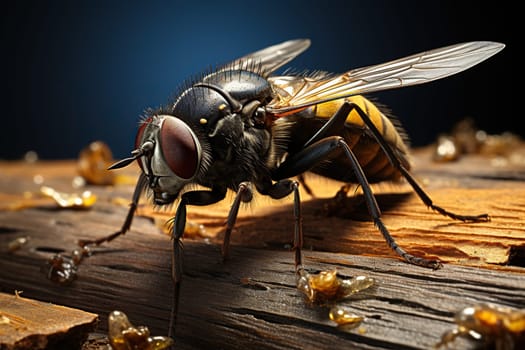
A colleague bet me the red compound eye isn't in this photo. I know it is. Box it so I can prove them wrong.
[160,117,199,179]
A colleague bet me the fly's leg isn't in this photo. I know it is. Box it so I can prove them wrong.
[291,182,303,269]
[78,173,148,248]
[263,179,303,269]
[169,201,184,339]
[222,182,253,260]
[169,188,226,337]
[254,179,304,272]
[46,175,147,286]
[223,180,304,269]
[340,102,490,223]
[300,100,489,222]
[273,136,442,269]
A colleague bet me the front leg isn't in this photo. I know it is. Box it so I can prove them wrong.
[169,187,226,337]
[79,173,148,248]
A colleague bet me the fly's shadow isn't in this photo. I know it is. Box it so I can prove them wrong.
[319,190,413,222]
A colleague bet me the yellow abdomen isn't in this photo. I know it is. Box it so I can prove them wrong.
[312,95,411,182]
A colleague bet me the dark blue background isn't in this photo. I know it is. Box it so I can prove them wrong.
[2,1,516,160]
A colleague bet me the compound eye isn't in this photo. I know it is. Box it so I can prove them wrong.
[160,117,199,179]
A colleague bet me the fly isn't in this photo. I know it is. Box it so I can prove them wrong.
[78,39,504,337]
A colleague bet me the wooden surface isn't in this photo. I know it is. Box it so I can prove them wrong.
[1,145,525,349]
[0,292,98,350]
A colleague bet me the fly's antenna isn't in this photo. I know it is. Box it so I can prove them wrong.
[108,141,154,170]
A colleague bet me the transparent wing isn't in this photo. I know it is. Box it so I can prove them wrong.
[267,41,505,114]
[219,39,311,77]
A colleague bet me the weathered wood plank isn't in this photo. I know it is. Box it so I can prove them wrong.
[1,236,524,349]
[0,145,524,349]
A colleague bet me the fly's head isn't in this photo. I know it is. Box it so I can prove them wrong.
[110,115,202,205]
